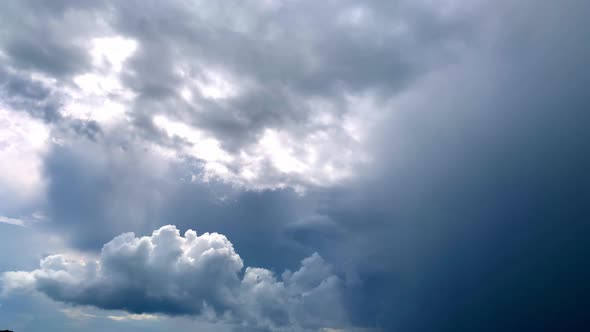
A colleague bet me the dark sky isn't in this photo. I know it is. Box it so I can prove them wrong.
[1,1,589,331]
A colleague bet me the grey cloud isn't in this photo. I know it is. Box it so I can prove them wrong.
[0,0,487,190]
[0,67,63,121]
[0,67,105,141]
[3,38,88,78]
[2,225,348,331]
[0,1,103,78]
[42,136,179,249]
[110,0,478,149]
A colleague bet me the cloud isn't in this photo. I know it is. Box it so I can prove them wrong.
[0,0,105,78]
[0,67,63,122]
[39,128,324,275]
[0,108,49,215]
[0,216,25,227]
[2,225,347,331]
[2,0,590,331]
[102,0,477,190]
[305,1,590,329]
[0,0,482,191]
[60,308,161,322]
[107,313,160,322]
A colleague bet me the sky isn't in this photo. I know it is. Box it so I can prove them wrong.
[0,0,589,331]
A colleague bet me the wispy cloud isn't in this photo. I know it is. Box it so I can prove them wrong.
[0,215,25,227]
[107,313,160,321]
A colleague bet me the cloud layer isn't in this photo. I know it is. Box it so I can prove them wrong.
[0,0,483,192]
[2,225,347,331]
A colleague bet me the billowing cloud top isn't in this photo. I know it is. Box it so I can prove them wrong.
[2,225,346,331]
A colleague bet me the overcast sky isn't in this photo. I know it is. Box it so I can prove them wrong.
[1,1,589,331]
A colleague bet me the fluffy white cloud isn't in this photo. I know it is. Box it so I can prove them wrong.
[238,253,348,330]
[2,225,347,331]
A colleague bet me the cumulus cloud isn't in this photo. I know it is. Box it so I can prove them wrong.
[2,225,347,331]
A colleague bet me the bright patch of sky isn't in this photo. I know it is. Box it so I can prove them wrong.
[0,108,49,209]
[61,36,137,126]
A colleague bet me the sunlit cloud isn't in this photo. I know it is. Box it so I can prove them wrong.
[61,36,137,127]
[0,108,49,209]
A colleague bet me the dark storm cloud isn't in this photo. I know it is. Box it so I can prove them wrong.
[307,1,590,330]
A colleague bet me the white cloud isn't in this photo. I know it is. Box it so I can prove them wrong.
[153,114,233,164]
[60,308,99,320]
[59,307,160,322]
[107,313,160,321]
[0,215,25,227]
[61,36,137,127]
[152,93,378,192]
[194,69,241,100]
[90,37,138,73]
[2,225,348,330]
[0,108,49,211]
